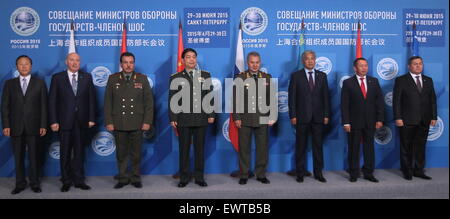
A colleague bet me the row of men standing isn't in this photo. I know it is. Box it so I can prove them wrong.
[1,48,437,194]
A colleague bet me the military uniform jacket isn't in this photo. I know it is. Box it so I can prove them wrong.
[169,69,215,127]
[232,71,272,127]
[104,72,154,131]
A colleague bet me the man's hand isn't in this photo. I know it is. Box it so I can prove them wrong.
[170,121,178,128]
[3,128,10,137]
[343,125,351,133]
[324,117,329,125]
[142,123,151,131]
[268,120,275,126]
[291,118,297,125]
[106,124,114,132]
[39,128,47,137]
[51,123,59,132]
[375,122,383,129]
[395,119,404,127]
[88,121,95,128]
[235,120,242,129]
[430,120,437,126]
[208,118,215,124]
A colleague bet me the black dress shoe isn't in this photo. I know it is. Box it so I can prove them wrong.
[178,182,188,188]
[114,182,129,189]
[314,175,327,183]
[195,181,208,187]
[413,173,432,180]
[239,178,247,185]
[61,184,71,192]
[403,174,413,180]
[363,175,379,183]
[296,176,304,183]
[11,187,25,195]
[131,182,143,188]
[349,177,357,182]
[256,177,270,184]
[75,183,91,190]
[31,186,42,193]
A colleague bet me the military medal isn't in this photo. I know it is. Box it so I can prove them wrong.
[134,83,143,89]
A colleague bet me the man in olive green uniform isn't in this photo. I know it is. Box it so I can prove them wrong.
[104,52,153,189]
[169,48,215,188]
[233,52,275,185]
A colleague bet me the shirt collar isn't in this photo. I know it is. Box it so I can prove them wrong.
[305,68,315,74]
[68,70,78,76]
[409,72,422,78]
[19,74,31,81]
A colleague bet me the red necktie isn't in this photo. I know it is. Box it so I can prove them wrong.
[360,77,366,99]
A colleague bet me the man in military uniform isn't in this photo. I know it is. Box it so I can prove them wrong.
[232,52,275,185]
[104,52,153,189]
[169,48,215,188]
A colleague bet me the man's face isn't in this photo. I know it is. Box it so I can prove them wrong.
[408,58,423,75]
[303,53,316,70]
[247,55,261,73]
[182,51,197,70]
[353,60,369,77]
[66,53,80,72]
[16,57,32,76]
[121,56,135,73]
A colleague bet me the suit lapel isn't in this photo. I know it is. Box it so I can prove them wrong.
[407,74,421,94]
[300,70,311,93]
[352,76,366,100]
[24,76,35,98]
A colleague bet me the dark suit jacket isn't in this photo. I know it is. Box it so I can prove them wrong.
[169,69,215,127]
[288,69,330,124]
[48,71,96,130]
[341,75,384,129]
[393,73,437,125]
[1,76,48,136]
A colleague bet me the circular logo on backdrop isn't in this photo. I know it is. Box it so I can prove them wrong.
[91,131,116,156]
[315,57,332,74]
[222,118,231,142]
[428,117,444,141]
[241,7,268,36]
[384,91,393,107]
[211,77,222,91]
[49,142,60,160]
[10,7,40,36]
[377,58,398,80]
[374,126,392,145]
[147,76,154,88]
[339,76,352,88]
[13,70,20,78]
[260,67,268,73]
[91,66,111,87]
[277,91,289,113]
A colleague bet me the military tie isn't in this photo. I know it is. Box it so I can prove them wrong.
[71,73,77,95]
[188,71,193,80]
[21,78,27,95]
[415,76,422,93]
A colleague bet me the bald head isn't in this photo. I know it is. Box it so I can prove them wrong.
[66,53,80,72]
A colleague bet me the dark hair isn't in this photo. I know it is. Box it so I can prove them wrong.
[408,56,423,65]
[353,57,367,67]
[16,55,32,65]
[182,48,197,59]
[120,52,135,63]
[247,51,261,61]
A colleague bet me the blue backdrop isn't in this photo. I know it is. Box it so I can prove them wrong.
[1,0,448,177]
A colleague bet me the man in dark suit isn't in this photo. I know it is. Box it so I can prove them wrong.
[393,56,437,180]
[341,58,384,183]
[169,48,215,188]
[2,55,47,194]
[288,50,330,183]
[48,53,96,192]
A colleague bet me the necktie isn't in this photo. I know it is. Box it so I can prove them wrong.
[252,73,258,80]
[71,73,77,95]
[22,78,27,95]
[126,75,131,82]
[308,71,314,91]
[415,76,422,92]
[188,71,193,80]
[360,77,366,99]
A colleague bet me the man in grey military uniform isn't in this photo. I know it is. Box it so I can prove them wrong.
[232,52,275,185]
[169,48,215,188]
[104,52,153,189]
